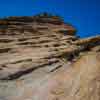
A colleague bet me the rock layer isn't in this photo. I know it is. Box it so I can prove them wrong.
[0,14,99,100]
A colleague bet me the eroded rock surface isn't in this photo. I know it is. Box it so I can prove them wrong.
[0,14,99,100]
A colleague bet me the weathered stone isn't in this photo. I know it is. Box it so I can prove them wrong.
[0,14,99,100]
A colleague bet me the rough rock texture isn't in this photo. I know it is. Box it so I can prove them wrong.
[0,14,99,100]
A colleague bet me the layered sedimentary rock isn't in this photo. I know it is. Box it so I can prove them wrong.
[0,14,99,100]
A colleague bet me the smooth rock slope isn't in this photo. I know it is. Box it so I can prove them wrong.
[0,13,99,100]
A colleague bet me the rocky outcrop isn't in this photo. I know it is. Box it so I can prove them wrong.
[0,13,99,100]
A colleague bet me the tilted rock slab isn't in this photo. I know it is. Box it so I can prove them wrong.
[0,14,99,100]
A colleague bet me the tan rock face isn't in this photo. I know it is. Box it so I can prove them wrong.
[0,14,99,100]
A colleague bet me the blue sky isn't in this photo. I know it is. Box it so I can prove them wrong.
[0,0,100,37]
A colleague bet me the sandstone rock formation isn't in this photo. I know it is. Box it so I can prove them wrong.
[0,13,99,100]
